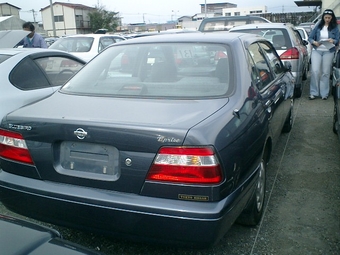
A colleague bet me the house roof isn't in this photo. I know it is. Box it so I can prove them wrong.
[0,2,21,10]
[40,2,96,12]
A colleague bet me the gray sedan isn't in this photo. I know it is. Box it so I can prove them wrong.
[0,32,293,247]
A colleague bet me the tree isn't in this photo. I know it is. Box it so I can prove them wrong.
[88,4,120,33]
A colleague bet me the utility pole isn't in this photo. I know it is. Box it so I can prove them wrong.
[30,9,37,23]
[49,0,57,36]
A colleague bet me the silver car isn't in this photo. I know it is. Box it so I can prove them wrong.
[230,23,309,98]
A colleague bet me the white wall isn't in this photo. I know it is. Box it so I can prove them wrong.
[222,6,267,16]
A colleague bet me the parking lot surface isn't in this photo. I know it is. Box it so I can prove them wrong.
[1,76,339,254]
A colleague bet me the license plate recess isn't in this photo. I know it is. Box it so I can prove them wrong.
[58,141,119,181]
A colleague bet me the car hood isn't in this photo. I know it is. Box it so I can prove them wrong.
[0,30,30,48]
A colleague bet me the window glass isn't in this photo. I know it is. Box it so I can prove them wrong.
[62,43,234,98]
[35,57,84,86]
[247,43,273,90]
[50,37,94,52]
[230,28,292,50]
[10,58,49,90]
[98,37,116,52]
[258,42,283,77]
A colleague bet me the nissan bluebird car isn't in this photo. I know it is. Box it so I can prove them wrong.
[230,23,309,98]
[0,32,294,247]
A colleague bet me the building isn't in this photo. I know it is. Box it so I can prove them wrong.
[0,2,20,18]
[200,2,236,15]
[40,2,96,37]
[223,6,267,16]
[0,3,26,30]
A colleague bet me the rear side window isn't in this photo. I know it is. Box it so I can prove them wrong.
[10,58,50,90]
[62,43,234,98]
[98,37,116,52]
[247,42,274,90]
[10,56,84,90]
[258,42,284,77]
[35,57,84,86]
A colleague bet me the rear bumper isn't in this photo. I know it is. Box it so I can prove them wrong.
[0,169,256,246]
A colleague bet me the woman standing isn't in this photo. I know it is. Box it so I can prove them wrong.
[308,9,339,100]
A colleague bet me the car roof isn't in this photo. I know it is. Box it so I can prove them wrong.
[109,31,266,46]
[63,34,126,39]
[229,23,295,31]
[200,15,270,22]
[0,48,87,63]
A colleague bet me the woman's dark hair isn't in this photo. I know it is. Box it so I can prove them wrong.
[22,22,35,32]
[317,9,337,30]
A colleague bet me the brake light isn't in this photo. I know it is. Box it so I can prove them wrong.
[280,47,299,60]
[0,129,34,165]
[146,146,223,184]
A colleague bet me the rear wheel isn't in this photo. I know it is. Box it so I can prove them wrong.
[236,158,266,226]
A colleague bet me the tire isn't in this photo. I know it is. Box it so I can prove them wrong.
[282,108,293,133]
[333,104,338,134]
[236,158,266,226]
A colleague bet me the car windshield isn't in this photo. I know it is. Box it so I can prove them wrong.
[50,37,94,52]
[61,43,234,98]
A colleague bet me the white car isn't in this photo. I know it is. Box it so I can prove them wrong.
[0,30,86,120]
[49,34,126,62]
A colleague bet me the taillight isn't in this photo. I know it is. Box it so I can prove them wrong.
[146,146,223,184]
[280,47,299,60]
[0,129,34,165]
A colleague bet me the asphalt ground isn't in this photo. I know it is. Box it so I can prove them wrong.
[0,75,339,254]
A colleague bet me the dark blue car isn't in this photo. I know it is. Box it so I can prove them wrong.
[0,32,294,247]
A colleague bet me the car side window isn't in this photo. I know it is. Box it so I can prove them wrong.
[35,57,84,86]
[10,58,50,90]
[247,42,274,90]
[98,37,116,52]
[258,42,283,77]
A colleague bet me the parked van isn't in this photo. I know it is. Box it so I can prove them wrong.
[198,15,271,32]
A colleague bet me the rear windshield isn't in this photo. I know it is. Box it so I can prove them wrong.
[0,54,12,64]
[61,43,234,98]
[50,37,94,52]
[230,28,292,50]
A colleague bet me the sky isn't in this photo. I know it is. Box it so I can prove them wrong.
[9,0,316,24]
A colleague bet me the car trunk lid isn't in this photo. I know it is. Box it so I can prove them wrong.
[2,92,228,193]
